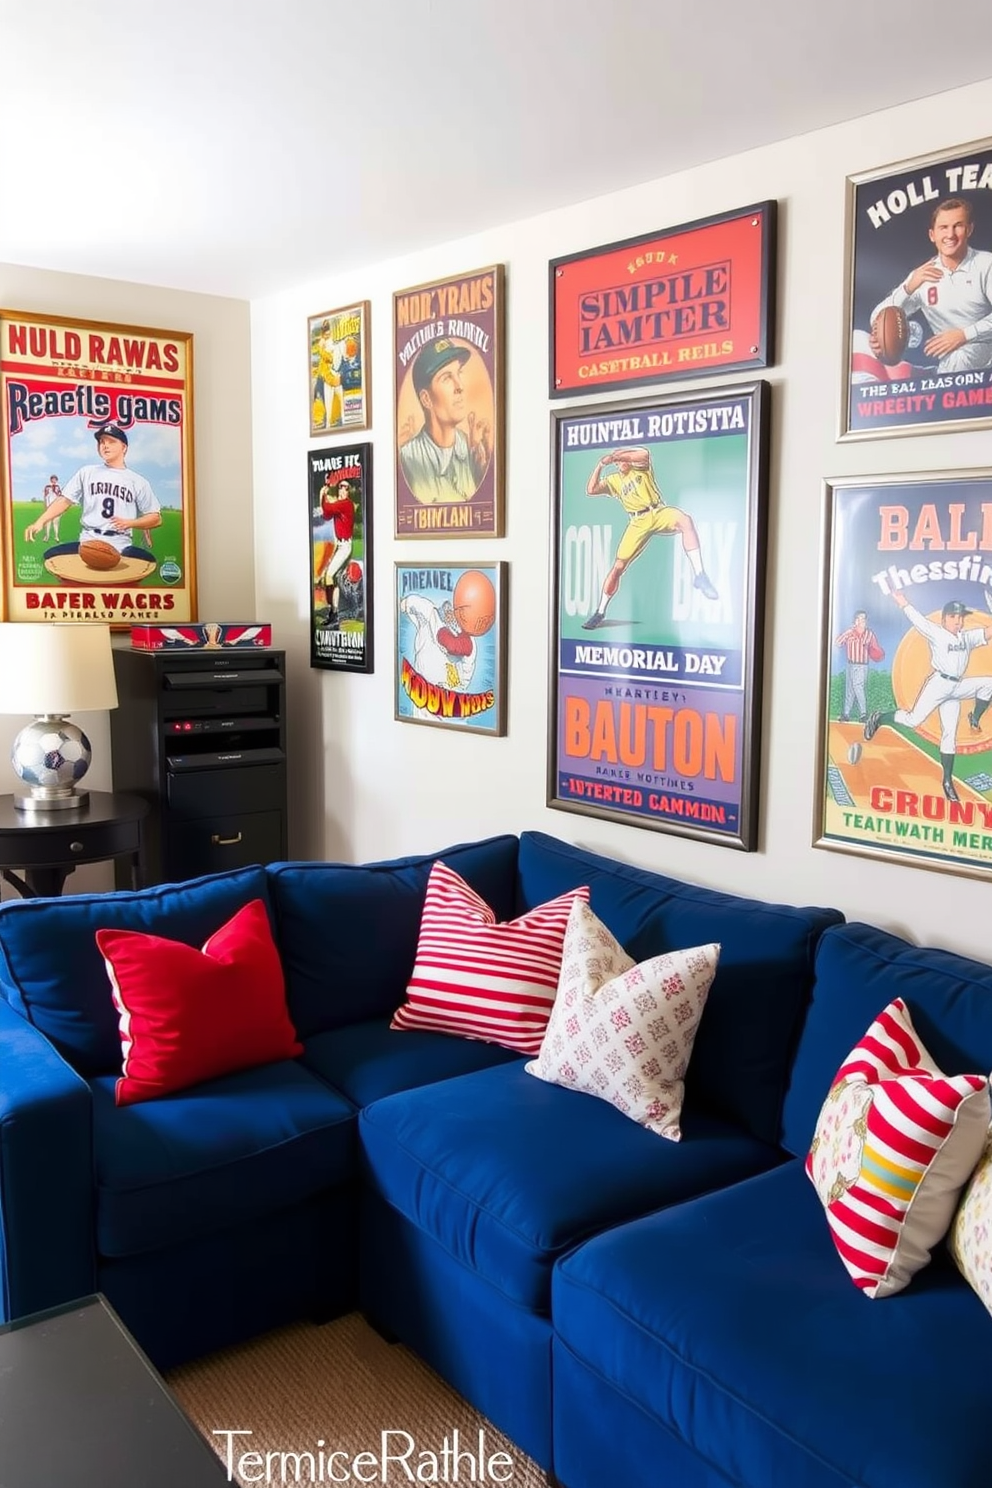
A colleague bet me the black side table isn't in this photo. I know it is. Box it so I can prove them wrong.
[0,791,148,898]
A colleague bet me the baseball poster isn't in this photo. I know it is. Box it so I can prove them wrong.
[548,383,770,850]
[394,561,507,735]
[843,138,992,438]
[816,473,992,879]
[309,443,373,673]
[393,265,505,539]
[0,309,195,625]
[550,202,776,399]
[308,301,371,436]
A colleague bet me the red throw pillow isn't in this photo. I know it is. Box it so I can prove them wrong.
[390,860,590,1053]
[97,898,302,1105]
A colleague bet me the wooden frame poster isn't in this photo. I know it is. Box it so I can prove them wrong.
[393,265,505,538]
[0,309,196,625]
[550,201,776,399]
[815,472,992,878]
[548,382,770,849]
[309,443,373,672]
[842,137,992,439]
[308,301,371,436]
[394,560,507,734]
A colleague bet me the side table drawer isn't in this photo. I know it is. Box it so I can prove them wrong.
[3,818,141,868]
[166,811,285,880]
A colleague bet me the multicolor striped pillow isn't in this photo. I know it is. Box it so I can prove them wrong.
[806,998,990,1297]
[390,861,589,1054]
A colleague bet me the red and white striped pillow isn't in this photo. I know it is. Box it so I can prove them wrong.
[806,998,990,1297]
[390,861,589,1054]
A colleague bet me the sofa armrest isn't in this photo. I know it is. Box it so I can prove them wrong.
[0,999,95,1321]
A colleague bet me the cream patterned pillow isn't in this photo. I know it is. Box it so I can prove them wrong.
[948,1130,992,1320]
[524,898,719,1141]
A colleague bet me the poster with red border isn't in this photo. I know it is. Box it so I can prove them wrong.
[0,309,196,625]
[550,202,776,399]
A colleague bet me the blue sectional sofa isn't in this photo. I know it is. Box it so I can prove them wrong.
[1,830,989,1488]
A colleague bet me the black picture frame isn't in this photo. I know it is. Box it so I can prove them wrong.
[308,443,373,673]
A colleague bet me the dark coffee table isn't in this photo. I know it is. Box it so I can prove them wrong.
[0,1294,227,1486]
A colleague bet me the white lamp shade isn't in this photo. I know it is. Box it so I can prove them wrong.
[0,623,118,715]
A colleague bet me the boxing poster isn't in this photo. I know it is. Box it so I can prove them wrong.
[0,309,195,625]
[548,383,770,850]
[394,561,507,735]
[393,265,505,539]
[309,443,373,673]
[816,473,992,880]
[550,201,776,399]
[843,137,992,438]
[307,301,371,436]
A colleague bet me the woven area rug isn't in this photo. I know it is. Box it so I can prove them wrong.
[167,1311,548,1487]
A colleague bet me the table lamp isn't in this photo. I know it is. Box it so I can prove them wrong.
[0,622,119,811]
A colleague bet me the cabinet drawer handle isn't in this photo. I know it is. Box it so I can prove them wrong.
[211,832,243,846]
[69,841,85,854]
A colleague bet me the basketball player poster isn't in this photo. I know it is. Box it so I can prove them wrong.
[843,137,992,439]
[307,301,371,436]
[392,265,505,539]
[816,472,992,880]
[548,383,770,850]
[0,308,195,624]
[308,443,373,673]
[394,561,507,735]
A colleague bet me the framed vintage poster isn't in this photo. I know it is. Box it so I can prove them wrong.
[549,201,776,400]
[394,561,507,734]
[393,265,505,539]
[548,382,770,849]
[0,309,196,626]
[308,301,371,436]
[842,138,992,439]
[815,472,992,879]
[309,443,373,672]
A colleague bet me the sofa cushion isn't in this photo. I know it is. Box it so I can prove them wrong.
[359,1061,782,1312]
[0,866,271,1076]
[516,831,843,1144]
[90,1059,355,1258]
[782,921,992,1158]
[303,1018,522,1108]
[553,1161,992,1488]
[390,861,588,1053]
[806,997,989,1297]
[266,835,520,1040]
[525,898,719,1140]
[98,899,303,1105]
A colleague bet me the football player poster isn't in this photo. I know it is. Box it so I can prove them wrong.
[548,383,770,850]
[816,472,992,880]
[843,137,992,439]
[394,561,507,735]
[309,444,373,673]
[392,265,505,539]
[0,309,195,624]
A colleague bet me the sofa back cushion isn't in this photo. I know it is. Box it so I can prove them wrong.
[266,835,520,1039]
[0,866,272,1075]
[781,920,992,1158]
[517,832,843,1145]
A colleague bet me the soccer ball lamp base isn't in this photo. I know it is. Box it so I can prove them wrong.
[11,715,93,813]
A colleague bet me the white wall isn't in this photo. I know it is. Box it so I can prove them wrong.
[264,74,989,965]
[0,264,253,894]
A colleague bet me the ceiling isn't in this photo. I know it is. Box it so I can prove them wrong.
[2,1,992,301]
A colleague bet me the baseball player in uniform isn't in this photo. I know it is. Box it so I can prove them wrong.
[25,423,161,556]
[864,590,992,801]
[581,446,718,630]
[400,593,477,696]
[313,320,342,428]
[399,338,490,505]
[312,478,356,626]
[870,197,992,374]
[834,609,884,722]
[41,474,62,541]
